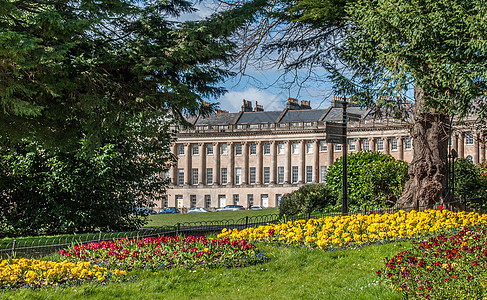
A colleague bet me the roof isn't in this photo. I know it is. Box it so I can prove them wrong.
[194,113,240,125]
[279,109,329,122]
[237,111,282,124]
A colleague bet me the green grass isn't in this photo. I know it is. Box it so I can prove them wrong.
[2,241,408,300]
[147,208,280,227]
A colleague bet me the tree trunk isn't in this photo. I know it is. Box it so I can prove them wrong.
[396,86,449,209]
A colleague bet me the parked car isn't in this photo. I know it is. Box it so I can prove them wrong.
[158,207,179,214]
[133,207,157,216]
[187,207,209,213]
[216,205,245,212]
[250,205,264,210]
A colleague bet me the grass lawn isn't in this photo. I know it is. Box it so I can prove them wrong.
[2,241,407,300]
[147,208,280,227]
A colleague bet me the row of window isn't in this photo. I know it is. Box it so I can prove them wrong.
[177,138,413,156]
[177,166,327,186]
[173,194,283,208]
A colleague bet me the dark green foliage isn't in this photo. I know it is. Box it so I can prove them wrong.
[0,119,173,237]
[326,151,409,210]
[279,184,336,216]
[0,0,262,150]
[453,159,487,210]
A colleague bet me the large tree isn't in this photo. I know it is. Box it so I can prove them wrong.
[0,0,263,150]
[226,0,487,208]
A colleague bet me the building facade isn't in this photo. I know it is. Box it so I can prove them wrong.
[156,97,485,211]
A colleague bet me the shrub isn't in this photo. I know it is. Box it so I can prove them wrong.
[326,151,409,210]
[279,184,336,216]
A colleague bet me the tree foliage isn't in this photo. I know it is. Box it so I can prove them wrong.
[0,0,263,150]
[326,151,409,210]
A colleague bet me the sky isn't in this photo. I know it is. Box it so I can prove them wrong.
[178,1,336,113]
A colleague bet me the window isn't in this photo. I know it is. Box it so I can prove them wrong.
[205,195,211,208]
[276,194,282,206]
[278,142,284,154]
[348,139,355,151]
[405,138,411,150]
[278,167,284,184]
[192,144,199,155]
[221,168,227,184]
[235,168,242,185]
[377,139,384,151]
[264,142,271,155]
[320,166,327,183]
[320,141,327,152]
[292,166,298,183]
[163,171,170,181]
[233,194,239,205]
[249,167,256,184]
[362,139,370,151]
[465,133,474,145]
[335,143,341,151]
[190,195,196,208]
[263,167,270,184]
[250,143,256,155]
[157,196,166,209]
[192,168,198,185]
[178,145,184,155]
[235,143,242,155]
[221,144,228,155]
[207,144,213,155]
[391,138,398,151]
[177,169,184,186]
[247,194,254,206]
[292,142,299,154]
[306,166,312,183]
[307,141,313,154]
[206,168,213,185]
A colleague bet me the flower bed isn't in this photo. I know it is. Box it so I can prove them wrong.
[0,258,126,289]
[378,226,487,299]
[58,235,267,271]
[218,210,487,249]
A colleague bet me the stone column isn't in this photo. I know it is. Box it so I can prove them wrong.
[214,142,220,185]
[327,142,334,166]
[256,141,263,185]
[384,138,390,155]
[298,140,305,183]
[398,137,404,161]
[228,142,234,185]
[355,138,362,152]
[369,138,376,152]
[242,142,248,185]
[184,143,192,185]
[270,141,277,184]
[474,134,480,164]
[481,134,486,163]
[199,143,206,185]
[170,143,178,185]
[313,139,319,183]
[458,134,465,159]
[452,134,458,153]
[284,141,291,184]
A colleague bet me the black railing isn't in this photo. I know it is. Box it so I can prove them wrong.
[0,197,483,259]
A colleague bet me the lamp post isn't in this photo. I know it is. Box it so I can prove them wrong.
[342,101,348,216]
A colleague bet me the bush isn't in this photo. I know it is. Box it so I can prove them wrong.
[326,151,409,210]
[279,184,336,216]
[454,159,487,210]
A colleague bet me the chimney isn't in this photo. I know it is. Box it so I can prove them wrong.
[286,97,300,110]
[254,101,264,112]
[300,100,311,109]
[332,96,347,108]
[215,109,228,114]
[241,99,253,112]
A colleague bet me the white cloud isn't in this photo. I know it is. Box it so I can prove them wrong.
[216,88,284,112]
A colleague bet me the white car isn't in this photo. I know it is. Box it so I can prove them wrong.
[216,205,245,212]
[187,207,209,213]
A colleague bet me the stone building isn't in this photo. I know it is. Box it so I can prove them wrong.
[156,97,484,211]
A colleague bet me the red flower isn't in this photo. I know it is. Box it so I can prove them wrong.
[439,205,444,211]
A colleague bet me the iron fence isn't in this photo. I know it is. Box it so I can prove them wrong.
[0,197,482,259]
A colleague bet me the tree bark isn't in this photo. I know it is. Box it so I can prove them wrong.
[396,86,449,209]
